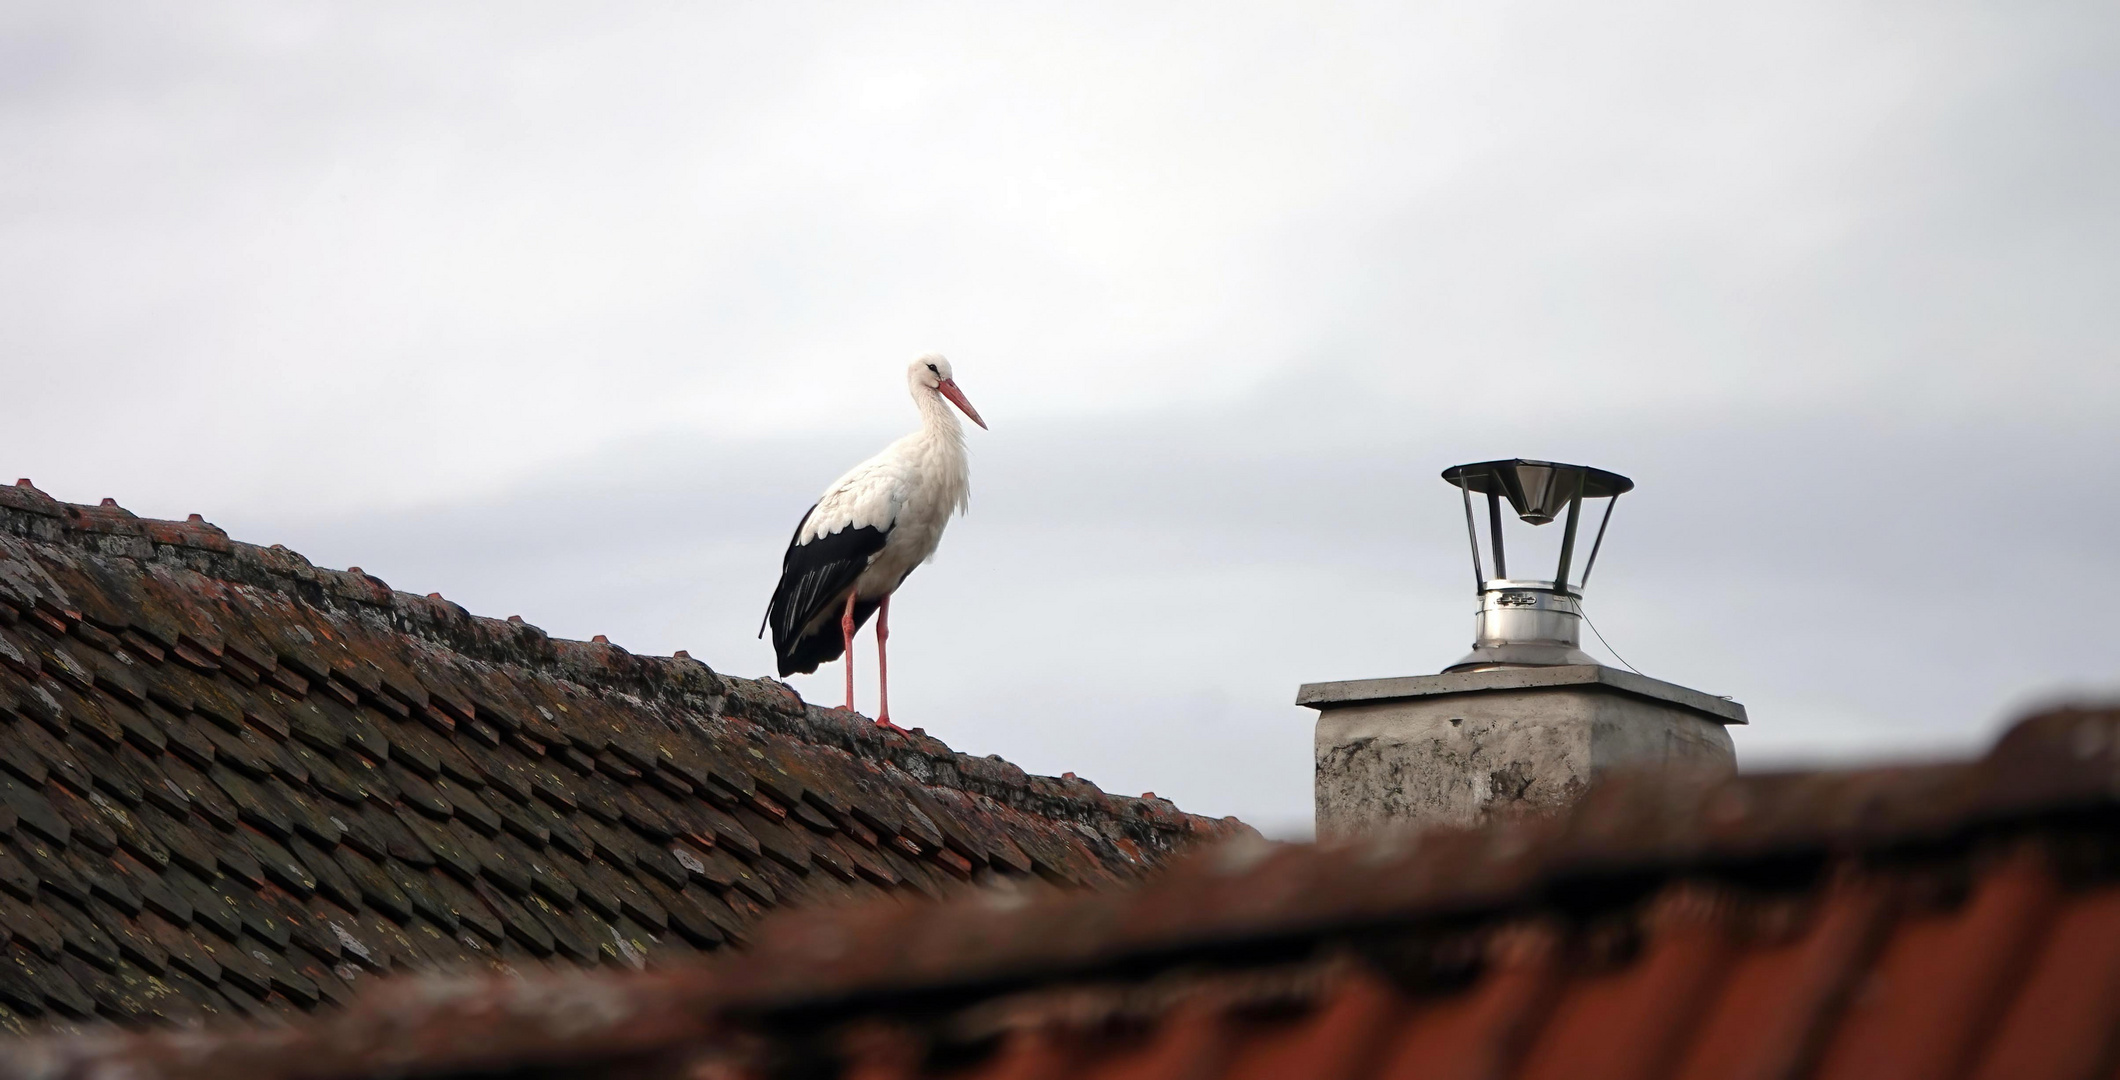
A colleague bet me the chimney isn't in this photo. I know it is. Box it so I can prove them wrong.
[1299,459,1741,836]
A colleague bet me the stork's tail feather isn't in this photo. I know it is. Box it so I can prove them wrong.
[774,598,881,676]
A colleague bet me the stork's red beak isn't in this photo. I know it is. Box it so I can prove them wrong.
[938,378,987,429]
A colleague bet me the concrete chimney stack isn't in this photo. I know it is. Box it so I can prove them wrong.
[1300,459,1741,836]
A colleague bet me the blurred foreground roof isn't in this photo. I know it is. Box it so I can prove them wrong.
[13,701,2120,1080]
[0,482,1244,1034]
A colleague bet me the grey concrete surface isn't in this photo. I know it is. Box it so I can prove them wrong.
[1305,666,1738,836]
[1298,664,1748,724]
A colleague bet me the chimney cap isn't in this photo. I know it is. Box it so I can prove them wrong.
[1443,459,1632,524]
[1441,457,1634,669]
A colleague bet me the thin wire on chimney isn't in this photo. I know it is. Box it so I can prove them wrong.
[1579,606,1646,677]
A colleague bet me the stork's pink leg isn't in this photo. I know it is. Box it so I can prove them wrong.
[840,592,858,712]
[875,595,891,727]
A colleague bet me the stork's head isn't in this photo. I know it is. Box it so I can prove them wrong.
[909,353,987,430]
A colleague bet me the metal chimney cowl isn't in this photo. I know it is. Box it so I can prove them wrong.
[1297,458,1743,838]
[1442,459,1633,673]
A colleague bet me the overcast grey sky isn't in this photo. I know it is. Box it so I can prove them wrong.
[3,1,2115,836]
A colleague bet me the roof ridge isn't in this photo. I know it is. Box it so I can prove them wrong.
[0,484,1248,863]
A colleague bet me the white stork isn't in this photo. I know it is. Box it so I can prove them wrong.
[761,354,987,727]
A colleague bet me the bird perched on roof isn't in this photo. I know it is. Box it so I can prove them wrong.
[762,354,987,728]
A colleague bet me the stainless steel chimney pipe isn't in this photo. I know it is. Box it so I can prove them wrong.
[1439,459,1633,672]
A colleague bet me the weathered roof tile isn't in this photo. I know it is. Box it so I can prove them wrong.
[0,495,1240,1037]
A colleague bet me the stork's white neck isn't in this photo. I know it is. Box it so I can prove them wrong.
[912,384,965,442]
[899,381,972,521]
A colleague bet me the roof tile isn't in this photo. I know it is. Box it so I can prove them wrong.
[1968,879,2120,1080]
[56,705,2120,1079]
[1811,848,2060,1080]
[0,497,1237,1037]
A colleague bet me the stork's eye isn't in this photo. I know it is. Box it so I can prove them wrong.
[926,364,939,374]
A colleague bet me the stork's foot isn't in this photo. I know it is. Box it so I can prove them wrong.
[874,716,911,737]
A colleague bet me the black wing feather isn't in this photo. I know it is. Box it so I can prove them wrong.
[763,503,890,676]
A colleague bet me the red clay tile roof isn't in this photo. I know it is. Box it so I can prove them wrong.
[0,481,1246,1033]
[12,703,2120,1079]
